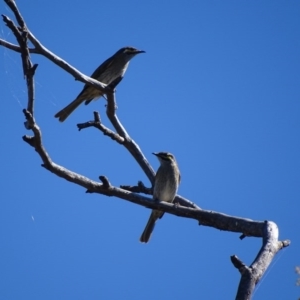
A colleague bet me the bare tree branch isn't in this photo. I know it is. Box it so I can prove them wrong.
[0,38,37,53]
[1,2,291,300]
[232,222,290,300]
[121,181,152,195]
[27,31,112,94]
[1,12,35,115]
[77,111,125,143]
[4,0,25,28]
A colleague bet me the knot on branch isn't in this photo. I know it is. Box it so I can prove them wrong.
[22,135,35,147]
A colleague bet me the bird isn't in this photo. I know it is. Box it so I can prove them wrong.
[54,46,145,122]
[140,152,181,243]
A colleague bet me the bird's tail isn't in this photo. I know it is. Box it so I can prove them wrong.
[140,211,162,243]
[54,96,85,122]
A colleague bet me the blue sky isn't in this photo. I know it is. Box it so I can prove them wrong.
[0,0,299,299]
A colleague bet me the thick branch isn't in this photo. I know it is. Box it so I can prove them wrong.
[233,221,291,300]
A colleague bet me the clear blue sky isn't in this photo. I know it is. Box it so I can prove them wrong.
[0,1,299,299]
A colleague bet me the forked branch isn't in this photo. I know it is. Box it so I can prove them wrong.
[1,1,290,299]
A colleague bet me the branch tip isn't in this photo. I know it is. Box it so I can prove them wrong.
[99,176,111,188]
[4,0,26,29]
[281,239,291,248]
[41,163,50,170]
[29,63,38,75]
[93,111,101,122]
[138,181,145,188]
[239,233,246,240]
[22,135,35,146]
[231,255,247,270]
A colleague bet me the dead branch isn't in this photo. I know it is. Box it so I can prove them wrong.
[1,1,290,299]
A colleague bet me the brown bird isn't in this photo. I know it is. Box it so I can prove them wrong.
[140,152,181,243]
[55,46,145,122]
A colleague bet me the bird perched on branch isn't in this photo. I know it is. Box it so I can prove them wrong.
[140,152,181,243]
[55,46,145,122]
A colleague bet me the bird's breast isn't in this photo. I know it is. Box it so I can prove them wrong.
[153,180,177,203]
[120,62,129,77]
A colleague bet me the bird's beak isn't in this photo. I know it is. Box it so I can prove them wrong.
[152,152,158,156]
[136,50,146,54]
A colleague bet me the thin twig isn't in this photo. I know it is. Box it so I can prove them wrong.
[2,13,35,116]
[121,181,152,195]
[27,31,110,94]
[0,38,37,53]
[77,111,125,143]
[4,0,26,29]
